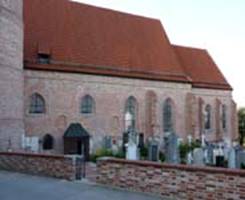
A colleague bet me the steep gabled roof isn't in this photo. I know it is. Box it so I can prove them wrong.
[23,0,189,83]
[173,45,232,90]
[23,0,232,90]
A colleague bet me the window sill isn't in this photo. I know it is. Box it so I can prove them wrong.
[80,113,95,118]
[26,113,46,117]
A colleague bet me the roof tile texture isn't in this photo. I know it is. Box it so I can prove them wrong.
[23,0,231,90]
[173,45,232,90]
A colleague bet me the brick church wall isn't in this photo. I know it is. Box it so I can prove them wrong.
[23,70,236,153]
[97,158,245,200]
[192,88,234,142]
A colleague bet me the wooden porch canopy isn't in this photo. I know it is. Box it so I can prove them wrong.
[64,123,90,138]
[64,123,90,160]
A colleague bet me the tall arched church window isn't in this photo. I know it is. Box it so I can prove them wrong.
[163,98,174,133]
[29,93,46,114]
[43,134,54,150]
[81,95,95,114]
[204,104,212,130]
[222,105,227,130]
[125,96,137,130]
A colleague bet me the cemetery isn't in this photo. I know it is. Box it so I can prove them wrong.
[92,131,245,169]
[94,112,245,199]
[0,0,244,199]
[90,111,245,170]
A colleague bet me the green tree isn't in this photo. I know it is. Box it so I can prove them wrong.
[238,108,245,145]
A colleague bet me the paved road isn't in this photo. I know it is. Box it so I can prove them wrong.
[0,171,162,200]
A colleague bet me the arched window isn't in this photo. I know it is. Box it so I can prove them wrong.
[81,95,95,114]
[204,104,212,130]
[222,105,227,130]
[163,98,174,133]
[125,96,137,130]
[29,93,46,114]
[43,134,54,150]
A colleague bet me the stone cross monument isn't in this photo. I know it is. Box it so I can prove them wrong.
[0,0,24,151]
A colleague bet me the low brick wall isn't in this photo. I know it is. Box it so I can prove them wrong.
[0,152,83,181]
[97,158,245,200]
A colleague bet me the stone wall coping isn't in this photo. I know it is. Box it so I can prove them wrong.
[98,157,245,177]
[0,152,65,160]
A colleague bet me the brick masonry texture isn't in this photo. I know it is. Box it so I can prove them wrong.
[24,70,237,153]
[0,152,82,181]
[0,0,24,151]
[97,158,245,200]
[0,0,238,154]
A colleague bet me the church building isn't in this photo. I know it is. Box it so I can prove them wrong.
[0,0,238,154]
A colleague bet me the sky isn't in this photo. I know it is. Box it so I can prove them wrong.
[74,0,245,107]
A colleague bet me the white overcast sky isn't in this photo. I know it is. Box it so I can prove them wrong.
[74,0,245,107]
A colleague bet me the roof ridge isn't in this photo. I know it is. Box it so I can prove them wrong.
[172,44,207,52]
[69,0,161,22]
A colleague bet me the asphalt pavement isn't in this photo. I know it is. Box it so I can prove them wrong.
[0,171,163,200]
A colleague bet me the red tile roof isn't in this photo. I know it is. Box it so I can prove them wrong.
[173,45,232,90]
[23,0,231,90]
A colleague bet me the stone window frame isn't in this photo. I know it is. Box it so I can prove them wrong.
[221,104,227,132]
[80,94,96,114]
[204,104,212,131]
[29,93,46,114]
[124,96,138,131]
[163,98,175,134]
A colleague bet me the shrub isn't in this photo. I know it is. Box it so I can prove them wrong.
[90,147,125,162]
[140,146,148,159]
[113,149,125,159]
[90,148,113,163]
[179,143,190,164]
[159,151,165,162]
[179,140,201,164]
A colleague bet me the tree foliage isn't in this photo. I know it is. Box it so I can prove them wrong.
[238,108,245,145]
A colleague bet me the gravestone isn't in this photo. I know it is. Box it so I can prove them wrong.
[126,129,139,160]
[164,132,180,164]
[187,152,193,164]
[236,149,245,168]
[201,134,206,148]
[22,135,39,152]
[235,145,243,168]
[122,131,129,153]
[214,144,225,167]
[224,146,230,161]
[103,136,112,149]
[148,140,159,161]
[205,144,214,165]
[228,147,236,168]
[193,148,204,166]
[126,141,138,160]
